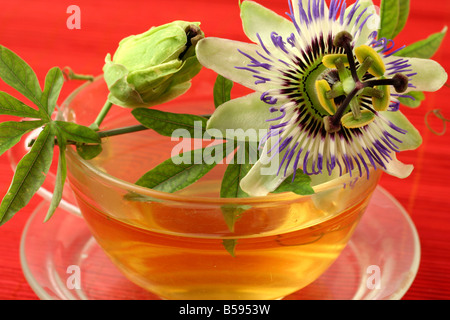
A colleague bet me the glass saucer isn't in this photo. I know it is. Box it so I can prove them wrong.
[20,186,420,300]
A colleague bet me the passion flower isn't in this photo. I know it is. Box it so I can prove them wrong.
[197,0,447,196]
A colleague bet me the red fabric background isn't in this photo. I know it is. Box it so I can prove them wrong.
[0,0,449,300]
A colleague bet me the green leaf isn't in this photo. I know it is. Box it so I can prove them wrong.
[135,144,227,193]
[394,27,447,59]
[41,67,64,116]
[222,239,237,257]
[378,0,400,40]
[54,121,101,144]
[0,45,42,108]
[0,92,41,118]
[76,143,103,160]
[44,127,67,222]
[219,143,256,232]
[220,162,252,198]
[272,170,314,195]
[220,143,256,198]
[0,120,44,156]
[213,74,233,109]
[397,91,425,108]
[220,204,250,233]
[131,108,208,137]
[392,0,410,39]
[0,124,54,225]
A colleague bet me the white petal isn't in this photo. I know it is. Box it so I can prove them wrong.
[240,158,291,197]
[382,153,413,179]
[240,137,295,196]
[197,37,274,92]
[240,1,296,50]
[403,58,448,93]
[290,0,329,26]
[345,0,379,47]
[206,92,282,142]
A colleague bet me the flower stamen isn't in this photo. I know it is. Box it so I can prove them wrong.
[318,31,409,133]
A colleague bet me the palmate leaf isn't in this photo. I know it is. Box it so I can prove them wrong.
[53,120,102,160]
[54,121,101,144]
[0,45,64,121]
[0,45,69,225]
[41,67,64,117]
[0,124,54,225]
[0,45,42,106]
[0,120,44,156]
[0,92,41,118]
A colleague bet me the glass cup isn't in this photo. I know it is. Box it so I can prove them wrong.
[60,76,381,300]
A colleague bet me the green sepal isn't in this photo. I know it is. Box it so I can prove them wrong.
[127,59,182,93]
[103,58,144,106]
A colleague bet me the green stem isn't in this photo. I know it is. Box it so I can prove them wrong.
[31,125,150,147]
[97,124,149,138]
[63,67,94,81]
[92,100,113,130]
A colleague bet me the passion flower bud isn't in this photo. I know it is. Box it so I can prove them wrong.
[103,21,204,108]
